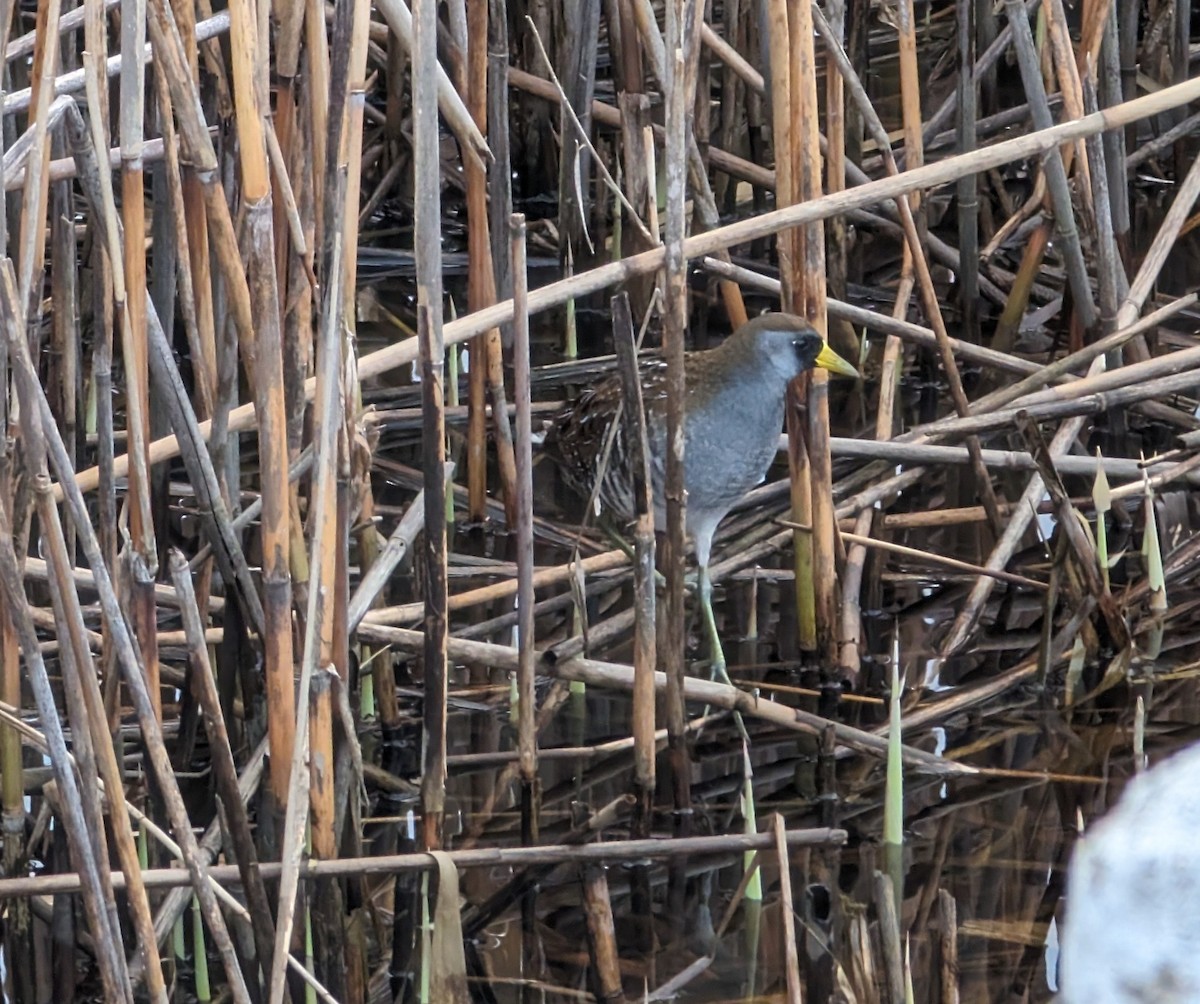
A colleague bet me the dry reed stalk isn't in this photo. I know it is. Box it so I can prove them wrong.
[631,515,657,810]
[0,509,133,1004]
[144,307,265,635]
[150,68,207,426]
[448,715,724,768]
[511,213,539,806]
[611,0,654,311]
[221,0,298,816]
[624,0,746,325]
[1081,76,1122,339]
[661,0,693,830]
[833,529,1047,591]
[990,222,1050,354]
[62,69,1200,496]
[1042,0,1092,204]
[15,0,59,316]
[45,497,169,1003]
[938,889,960,1003]
[1004,0,1096,330]
[837,367,1200,472]
[81,14,116,642]
[1015,416,1126,643]
[373,0,490,165]
[362,547,631,624]
[118,0,163,724]
[764,0,810,651]
[466,329,488,519]
[0,250,24,988]
[331,0,369,301]
[612,292,656,836]
[773,814,804,1004]
[263,181,349,1004]
[824,0,847,309]
[842,266,912,677]
[169,0,218,418]
[11,493,141,995]
[955,0,979,343]
[5,262,252,1000]
[348,486,426,631]
[829,438,1193,483]
[874,871,905,1004]
[939,171,1200,653]
[789,0,838,662]
[304,0,330,253]
[0,284,114,1002]
[580,865,628,1004]
[2,825,847,898]
[170,552,277,985]
[309,668,347,998]
[413,0,449,855]
[814,3,1005,535]
[0,598,29,1004]
[456,0,517,525]
[130,740,265,966]
[5,247,147,1003]
[361,624,970,775]
[49,154,78,568]
[464,69,487,522]
[764,0,793,291]
[510,59,775,192]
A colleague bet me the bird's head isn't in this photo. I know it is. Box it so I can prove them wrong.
[739,313,859,383]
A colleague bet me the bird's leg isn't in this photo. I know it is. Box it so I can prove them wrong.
[698,563,750,746]
[698,562,731,686]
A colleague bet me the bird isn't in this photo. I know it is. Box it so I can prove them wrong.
[546,312,859,675]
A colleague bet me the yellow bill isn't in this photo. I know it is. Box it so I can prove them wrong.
[814,342,859,379]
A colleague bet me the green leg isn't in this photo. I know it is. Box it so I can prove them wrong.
[698,563,750,745]
[698,563,730,686]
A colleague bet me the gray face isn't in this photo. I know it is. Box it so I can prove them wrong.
[753,324,824,383]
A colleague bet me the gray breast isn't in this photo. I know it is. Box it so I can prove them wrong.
[642,378,785,532]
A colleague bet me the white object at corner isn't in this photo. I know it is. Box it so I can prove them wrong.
[1061,741,1200,1003]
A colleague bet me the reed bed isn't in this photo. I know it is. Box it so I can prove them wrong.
[0,0,1198,1000]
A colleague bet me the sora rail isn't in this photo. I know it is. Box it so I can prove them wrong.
[547,312,858,673]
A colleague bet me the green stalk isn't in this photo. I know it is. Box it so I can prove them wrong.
[884,661,905,911]
[1143,486,1167,612]
[1093,450,1111,591]
[420,872,432,1004]
[305,903,316,1004]
[741,767,762,902]
[360,656,376,719]
[173,913,186,963]
[1134,695,1147,772]
[742,899,762,997]
[564,242,577,360]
